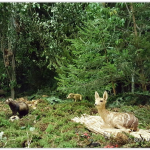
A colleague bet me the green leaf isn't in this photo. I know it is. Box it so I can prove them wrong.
[36,115,40,121]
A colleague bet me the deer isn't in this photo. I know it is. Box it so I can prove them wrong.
[94,91,139,133]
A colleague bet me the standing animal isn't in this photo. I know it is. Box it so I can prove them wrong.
[94,91,138,132]
[67,93,82,102]
[5,98,29,117]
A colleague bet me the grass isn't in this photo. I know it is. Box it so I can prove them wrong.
[0,95,150,148]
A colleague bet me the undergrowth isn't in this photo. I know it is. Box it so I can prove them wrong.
[0,94,150,148]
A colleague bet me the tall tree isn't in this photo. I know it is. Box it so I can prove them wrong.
[0,2,88,97]
[0,3,18,98]
[56,2,150,99]
[56,3,125,98]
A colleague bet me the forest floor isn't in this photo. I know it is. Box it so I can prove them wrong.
[0,94,150,148]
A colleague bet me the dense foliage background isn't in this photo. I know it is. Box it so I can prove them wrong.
[1,2,150,101]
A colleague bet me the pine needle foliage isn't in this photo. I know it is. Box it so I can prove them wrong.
[56,3,150,100]
[56,3,125,99]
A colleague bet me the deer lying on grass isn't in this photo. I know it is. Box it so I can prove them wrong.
[94,91,139,132]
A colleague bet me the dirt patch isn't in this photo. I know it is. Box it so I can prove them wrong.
[38,123,49,132]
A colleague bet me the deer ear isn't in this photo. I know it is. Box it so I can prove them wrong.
[103,91,108,101]
[95,91,100,99]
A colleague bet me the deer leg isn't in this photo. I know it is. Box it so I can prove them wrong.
[101,122,113,129]
[115,124,131,133]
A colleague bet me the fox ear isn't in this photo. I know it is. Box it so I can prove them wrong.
[103,91,108,101]
[95,91,100,99]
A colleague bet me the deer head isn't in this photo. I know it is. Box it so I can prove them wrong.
[94,91,108,109]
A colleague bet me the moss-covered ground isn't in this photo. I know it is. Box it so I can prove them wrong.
[0,95,150,148]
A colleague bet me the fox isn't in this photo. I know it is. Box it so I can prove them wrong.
[67,93,82,102]
[94,91,139,132]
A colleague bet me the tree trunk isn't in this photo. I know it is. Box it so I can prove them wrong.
[130,3,136,93]
[131,73,134,94]
[130,3,147,92]
[139,72,147,91]
[112,81,116,96]
[0,6,17,99]
[130,3,137,37]
[11,87,15,99]
[10,53,16,99]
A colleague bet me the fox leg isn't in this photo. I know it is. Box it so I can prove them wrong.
[80,96,82,101]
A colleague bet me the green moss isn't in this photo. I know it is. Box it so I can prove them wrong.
[1,96,150,148]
